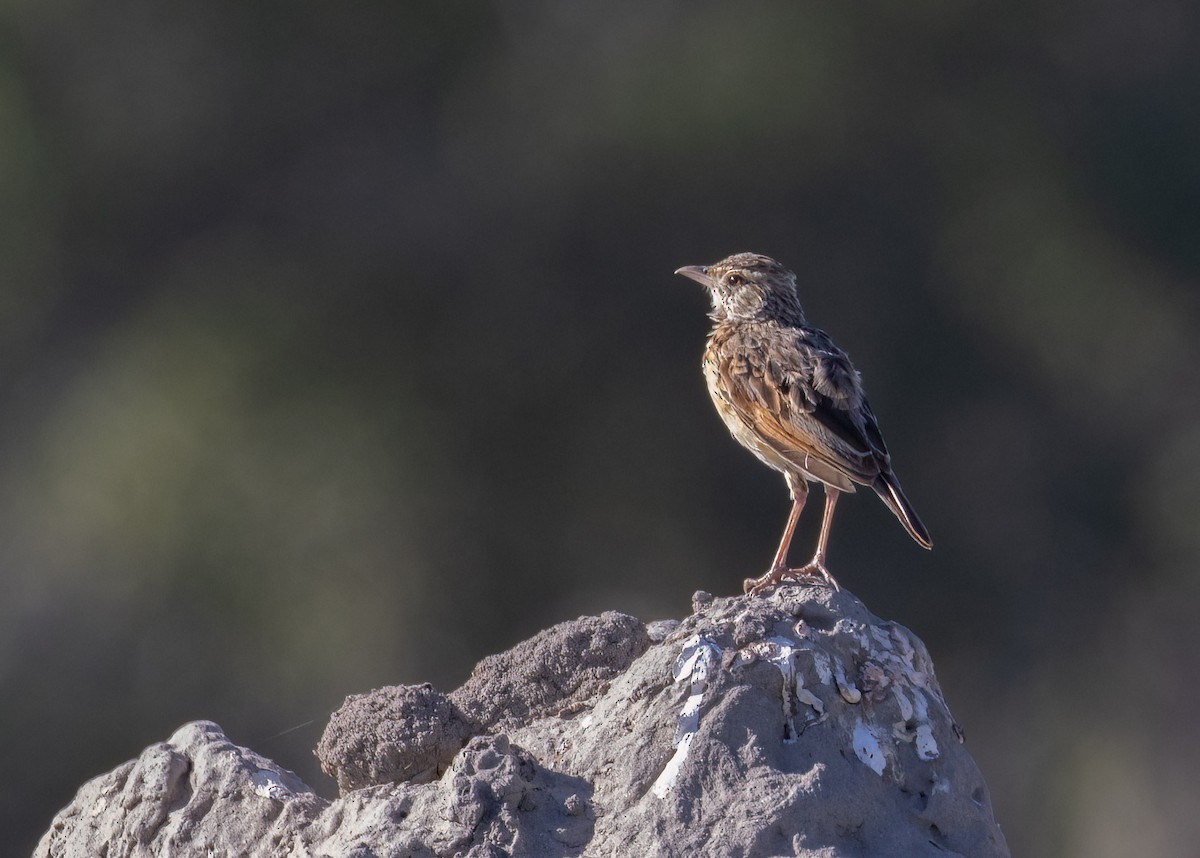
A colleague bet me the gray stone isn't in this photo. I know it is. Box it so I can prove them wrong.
[316,682,477,791]
[34,587,1009,858]
[33,720,325,858]
[449,610,651,730]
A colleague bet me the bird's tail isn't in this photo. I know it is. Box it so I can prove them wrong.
[872,471,933,549]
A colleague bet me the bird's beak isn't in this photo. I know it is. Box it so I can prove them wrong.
[674,265,714,288]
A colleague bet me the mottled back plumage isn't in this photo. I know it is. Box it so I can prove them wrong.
[676,252,931,593]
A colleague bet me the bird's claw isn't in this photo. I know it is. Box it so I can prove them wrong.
[743,561,840,596]
[795,560,840,592]
[743,564,788,596]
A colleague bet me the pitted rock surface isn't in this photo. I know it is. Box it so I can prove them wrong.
[316,682,476,792]
[449,610,652,730]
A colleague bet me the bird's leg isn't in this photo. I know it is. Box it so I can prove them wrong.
[768,487,807,572]
[798,487,841,591]
[744,482,808,595]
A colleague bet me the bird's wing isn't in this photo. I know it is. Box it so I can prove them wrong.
[716,325,888,487]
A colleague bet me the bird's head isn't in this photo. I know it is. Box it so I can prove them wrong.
[675,252,805,324]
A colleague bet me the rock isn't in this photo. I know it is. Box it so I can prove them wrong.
[449,610,651,730]
[517,586,1008,857]
[34,586,1010,857]
[644,619,680,642]
[33,721,325,858]
[316,682,477,791]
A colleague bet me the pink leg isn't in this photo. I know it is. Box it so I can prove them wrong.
[799,488,841,590]
[743,482,808,595]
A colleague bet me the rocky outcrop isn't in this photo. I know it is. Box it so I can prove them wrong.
[34,586,1009,857]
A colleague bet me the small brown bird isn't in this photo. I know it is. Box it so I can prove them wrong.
[676,252,931,594]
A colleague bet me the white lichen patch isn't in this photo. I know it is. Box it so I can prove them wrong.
[852,719,887,776]
[833,658,862,703]
[914,724,939,760]
[656,596,960,785]
[766,638,802,742]
[652,634,722,798]
[809,649,833,685]
[856,621,953,764]
[251,769,292,800]
[735,636,829,742]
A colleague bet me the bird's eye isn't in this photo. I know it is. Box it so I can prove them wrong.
[725,273,742,286]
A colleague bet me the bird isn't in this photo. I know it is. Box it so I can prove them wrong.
[675,252,931,595]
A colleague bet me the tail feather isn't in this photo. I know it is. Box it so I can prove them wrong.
[872,471,932,549]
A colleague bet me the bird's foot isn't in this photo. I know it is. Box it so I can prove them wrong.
[795,559,841,592]
[743,565,791,596]
[743,561,841,597]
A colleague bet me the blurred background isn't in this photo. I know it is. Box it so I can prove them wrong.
[2,1,1198,855]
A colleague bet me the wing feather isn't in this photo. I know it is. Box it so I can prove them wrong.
[713,323,890,489]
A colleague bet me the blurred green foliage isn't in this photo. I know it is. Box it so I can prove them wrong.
[2,2,1198,855]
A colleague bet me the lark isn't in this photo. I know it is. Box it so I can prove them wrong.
[677,253,931,595]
